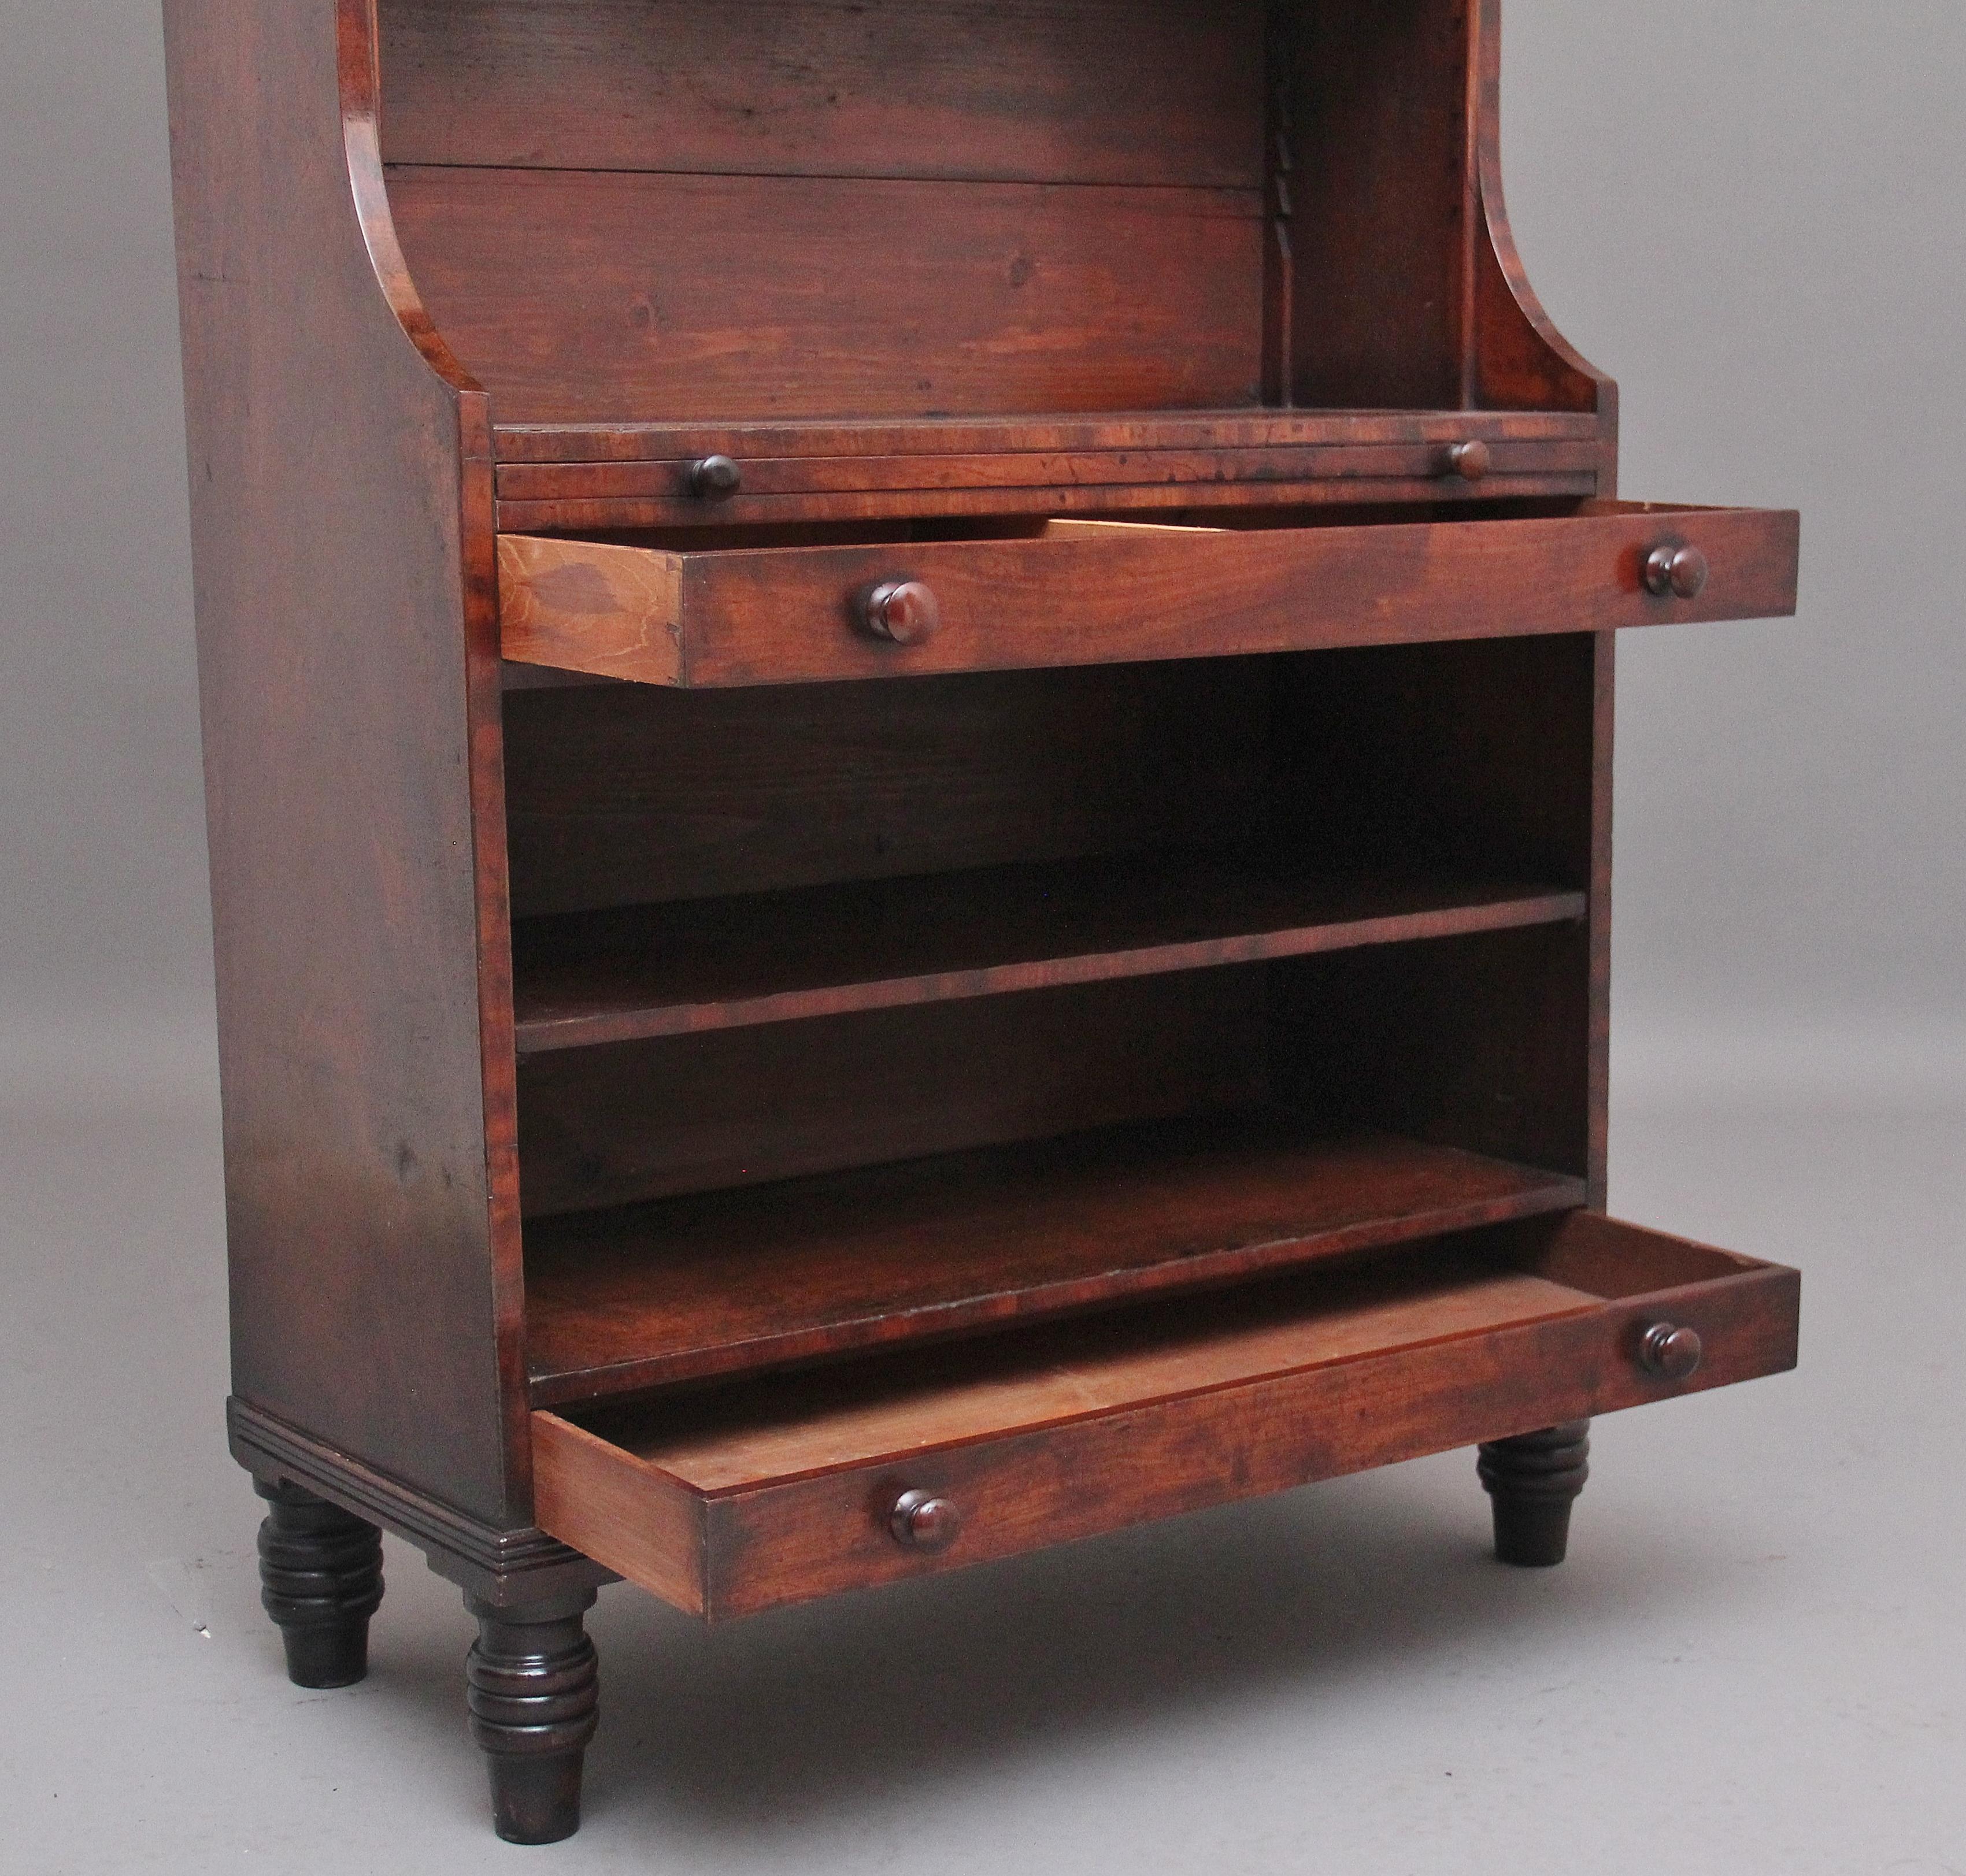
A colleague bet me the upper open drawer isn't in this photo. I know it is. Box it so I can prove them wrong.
[499,501,1800,688]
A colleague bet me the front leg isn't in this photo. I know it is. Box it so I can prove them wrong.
[255,1480,384,1688]
[1477,1421,1591,1567]
[465,1588,601,1845]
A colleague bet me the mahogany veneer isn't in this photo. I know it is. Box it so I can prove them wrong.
[165,0,1802,1843]
[534,1213,1799,1621]
[495,504,1798,688]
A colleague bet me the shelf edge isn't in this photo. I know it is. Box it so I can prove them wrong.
[513,886,1588,1055]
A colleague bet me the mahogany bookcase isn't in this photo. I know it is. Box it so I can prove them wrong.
[164,0,1802,1844]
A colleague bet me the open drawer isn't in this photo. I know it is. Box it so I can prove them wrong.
[532,1211,1800,1619]
[498,501,1800,688]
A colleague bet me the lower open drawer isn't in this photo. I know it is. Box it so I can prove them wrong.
[532,1211,1798,1619]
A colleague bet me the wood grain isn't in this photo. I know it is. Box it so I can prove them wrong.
[494,472,1604,535]
[530,1419,705,1618]
[1265,632,1602,1186]
[228,1398,612,1606]
[498,536,682,684]
[531,1211,1800,1618]
[523,1125,1587,1403]
[1468,0,1612,415]
[501,659,1268,918]
[379,0,1264,190]
[495,505,1802,689]
[164,0,528,1525]
[388,166,1265,424]
[1282,0,1471,409]
[610,1260,1597,1489]
[169,0,1802,1823]
[493,408,1605,466]
[490,407,1611,530]
[493,439,1603,506]
[516,970,1268,1218]
[512,861,1585,1052]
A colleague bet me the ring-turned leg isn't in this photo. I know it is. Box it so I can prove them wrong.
[465,1588,600,1845]
[1478,1421,1591,1567]
[254,1480,385,1688]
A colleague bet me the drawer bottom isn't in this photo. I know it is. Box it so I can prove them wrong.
[532,1211,1798,1620]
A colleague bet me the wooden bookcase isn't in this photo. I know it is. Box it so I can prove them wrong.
[164,0,1802,1843]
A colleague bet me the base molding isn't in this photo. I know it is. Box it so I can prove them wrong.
[228,1397,614,1604]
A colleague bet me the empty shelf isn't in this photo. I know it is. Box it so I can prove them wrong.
[512,857,1587,1054]
[523,1118,1588,1406]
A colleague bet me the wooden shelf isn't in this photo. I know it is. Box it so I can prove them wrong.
[512,857,1587,1054]
[522,1119,1588,1406]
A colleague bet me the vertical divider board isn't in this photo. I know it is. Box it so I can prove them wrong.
[1282,0,1473,409]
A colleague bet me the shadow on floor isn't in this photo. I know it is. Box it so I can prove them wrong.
[344,1457,1750,1842]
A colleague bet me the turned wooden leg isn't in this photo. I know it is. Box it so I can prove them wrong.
[465,1588,600,1846]
[1478,1421,1591,1568]
[255,1480,385,1688]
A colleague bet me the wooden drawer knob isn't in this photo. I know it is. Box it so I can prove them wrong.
[687,454,742,498]
[861,579,942,646]
[1643,543,1709,599]
[890,1489,961,1552]
[1445,440,1493,483]
[1639,1321,1705,1380]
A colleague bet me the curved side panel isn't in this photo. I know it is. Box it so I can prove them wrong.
[1468,0,1615,427]
[164,0,526,1528]
[335,0,482,402]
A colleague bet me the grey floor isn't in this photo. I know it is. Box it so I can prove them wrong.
[5,1028,1962,1875]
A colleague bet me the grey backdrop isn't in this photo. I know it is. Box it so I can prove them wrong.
[3,4,1961,1872]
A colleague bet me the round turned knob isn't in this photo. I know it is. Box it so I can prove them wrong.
[1639,1321,1705,1381]
[687,454,742,498]
[890,1489,961,1553]
[1446,440,1493,483]
[861,579,942,646]
[1643,543,1709,599]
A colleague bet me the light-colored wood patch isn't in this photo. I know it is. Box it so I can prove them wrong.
[532,1411,706,1614]
[498,535,685,684]
[634,1269,1601,1493]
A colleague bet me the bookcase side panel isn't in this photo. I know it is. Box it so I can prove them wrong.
[164,0,525,1525]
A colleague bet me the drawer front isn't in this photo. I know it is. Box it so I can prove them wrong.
[499,502,1800,688]
[531,1213,1800,1621]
